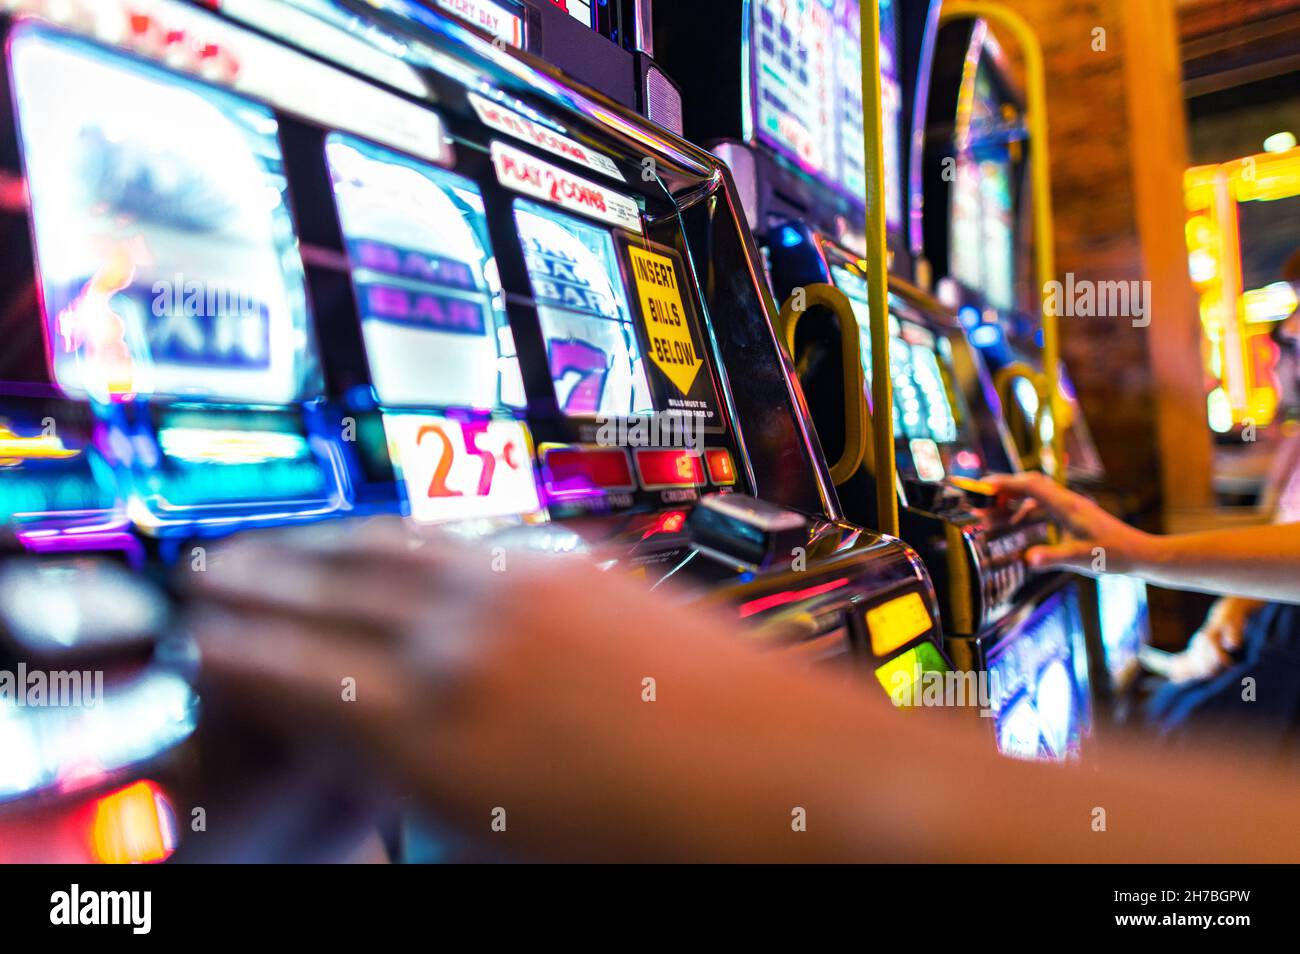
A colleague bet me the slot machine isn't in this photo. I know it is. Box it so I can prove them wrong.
[0,0,951,859]
[365,0,683,135]
[920,14,1150,708]
[656,0,1096,760]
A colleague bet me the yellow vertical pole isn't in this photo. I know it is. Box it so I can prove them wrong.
[939,2,1065,483]
[860,0,900,536]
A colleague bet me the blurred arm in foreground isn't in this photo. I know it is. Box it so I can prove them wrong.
[188,518,1300,863]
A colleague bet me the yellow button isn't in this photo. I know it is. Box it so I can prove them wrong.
[948,475,999,497]
[865,591,933,656]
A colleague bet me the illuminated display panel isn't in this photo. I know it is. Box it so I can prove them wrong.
[325,139,540,524]
[750,0,903,230]
[1097,575,1149,682]
[10,25,319,406]
[513,200,654,417]
[831,263,981,481]
[326,134,525,410]
[146,408,328,509]
[0,407,116,524]
[987,588,1090,762]
[950,45,1016,313]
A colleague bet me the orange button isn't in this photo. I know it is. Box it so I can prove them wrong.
[635,449,704,488]
[705,448,737,486]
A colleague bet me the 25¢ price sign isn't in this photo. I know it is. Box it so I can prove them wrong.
[384,414,542,523]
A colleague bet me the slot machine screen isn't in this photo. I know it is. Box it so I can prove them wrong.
[831,264,981,482]
[325,134,525,410]
[950,57,1015,312]
[749,0,903,231]
[986,586,1091,761]
[10,25,320,406]
[951,154,1014,313]
[1097,575,1149,683]
[148,407,329,508]
[326,135,540,524]
[0,404,116,526]
[513,201,654,418]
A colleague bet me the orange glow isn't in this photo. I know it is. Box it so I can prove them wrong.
[641,510,687,539]
[56,246,139,399]
[89,780,176,864]
[1185,147,1300,427]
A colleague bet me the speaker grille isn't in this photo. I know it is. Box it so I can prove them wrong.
[644,64,683,136]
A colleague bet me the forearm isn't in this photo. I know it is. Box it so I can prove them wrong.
[1135,523,1300,602]
[422,614,1300,863]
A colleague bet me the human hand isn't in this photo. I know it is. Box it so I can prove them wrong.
[1166,596,1261,683]
[985,472,1162,575]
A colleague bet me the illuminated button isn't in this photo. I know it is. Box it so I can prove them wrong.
[635,449,704,489]
[874,642,950,707]
[865,591,934,656]
[543,447,634,492]
[705,448,737,486]
[948,475,999,497]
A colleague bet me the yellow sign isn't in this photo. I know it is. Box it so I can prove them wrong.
[627,245,701,396]
[865,591,933,657]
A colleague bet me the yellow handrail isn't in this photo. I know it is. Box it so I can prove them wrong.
[778,284,868,485]
[993,362,1045,468]
[859,0,900,535]
[939,2,1065,483]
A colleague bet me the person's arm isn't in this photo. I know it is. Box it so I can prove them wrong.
[186,519,1300,863]
[988,472,1300,603]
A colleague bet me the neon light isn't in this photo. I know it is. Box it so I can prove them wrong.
[0,670,195,804]
[158,427,309,465]
[641,510,687,539]
[1242,282,1298,324]
[738,577,849,619]
[0,426,80,465]
[1185,147,1300,427]
[970,324,1002,348]
[1264,131,1297,154]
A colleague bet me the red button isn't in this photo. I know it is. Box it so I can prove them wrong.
[544,447,634,491]
[705,448,737,486]
[635,449,704,488]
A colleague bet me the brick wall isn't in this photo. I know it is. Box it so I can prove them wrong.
[974,0,1211,525]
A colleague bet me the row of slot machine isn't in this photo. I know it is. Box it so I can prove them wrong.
[655,0,1152,744]
[0,0,1148,861]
